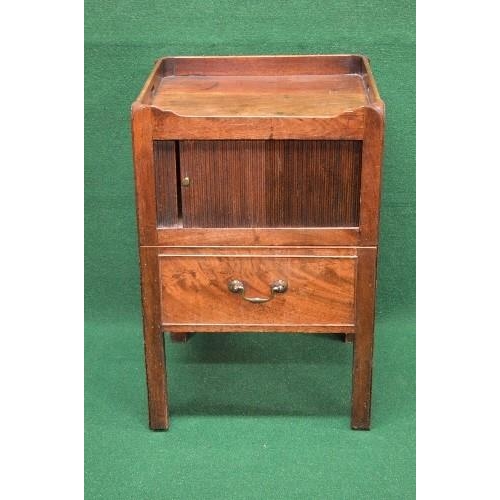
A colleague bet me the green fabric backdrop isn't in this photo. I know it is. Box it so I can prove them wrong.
[85,1,415,498]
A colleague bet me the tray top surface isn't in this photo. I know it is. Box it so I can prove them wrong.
[151,73,368,117]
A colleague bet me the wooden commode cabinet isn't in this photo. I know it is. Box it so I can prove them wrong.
[131,55,385,430]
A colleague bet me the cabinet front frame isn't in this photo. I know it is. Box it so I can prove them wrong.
[132,106,383,247]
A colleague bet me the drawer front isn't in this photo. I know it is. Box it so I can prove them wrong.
[159,253,356,328]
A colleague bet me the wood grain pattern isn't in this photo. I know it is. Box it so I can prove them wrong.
[170,333,191,342]
[153,140,179,227]
[139,246,168,430]
[161,55,362,77]
[180,140,265,228]
[156,227,360,246]
[265,140,361,227]
[159,254,356,326]
[131,104,157,245]
[156,246,358,257]
[359,55,382,104]
[164,324,355,334]
[359,105,385,245]
[136,58,164,105]
[179,140,361,228]
[152,109,364,140]
[152,74,367,117]
[132,54,385,430]
[351,247,378,429]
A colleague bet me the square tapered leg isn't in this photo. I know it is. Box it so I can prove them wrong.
[140,247,169,430]
[351,248,377,430]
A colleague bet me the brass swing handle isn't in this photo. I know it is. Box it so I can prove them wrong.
[227,279,288,303]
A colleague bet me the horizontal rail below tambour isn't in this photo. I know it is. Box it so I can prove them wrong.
[156,227,362,246]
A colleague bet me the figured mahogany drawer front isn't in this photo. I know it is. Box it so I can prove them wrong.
[159,254,356,327]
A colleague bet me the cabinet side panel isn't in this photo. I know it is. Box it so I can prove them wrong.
[154,140,179,227]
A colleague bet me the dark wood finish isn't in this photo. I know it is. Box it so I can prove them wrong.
[152,109,364,140]
[266,141,361,227]
[179,140,361,228]
[152,74,367,117]
[166,324,355,334]
[140,55,378,141]
[161,55,363,76]
[154,140,179,227]
[157,246,357,334]
[344,333,354,343]
[359,105,385,245]
[180,140,265,228]
[351,247,378,429]
[156,227,360,247]
[359,56,383,104]
[135,57,164,105]
[159,253,356,327]
[131,55,384,430]
[139,246,168,430]
[131,104,157,245]
[156,246,357,256]
[170,333,191,343]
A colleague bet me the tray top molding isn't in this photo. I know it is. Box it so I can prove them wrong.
[133,55,384,139]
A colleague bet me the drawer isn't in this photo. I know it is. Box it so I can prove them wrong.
[159,251,356,331]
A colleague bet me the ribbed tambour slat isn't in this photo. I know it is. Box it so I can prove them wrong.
[153,140,179,226]
[178,140,362,228]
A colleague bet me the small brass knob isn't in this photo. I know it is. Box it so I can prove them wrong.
[270,279,288,294]
[228,279,245,294]
[181,176,190,187]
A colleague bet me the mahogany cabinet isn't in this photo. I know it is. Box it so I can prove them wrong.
[131,55,385,430]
